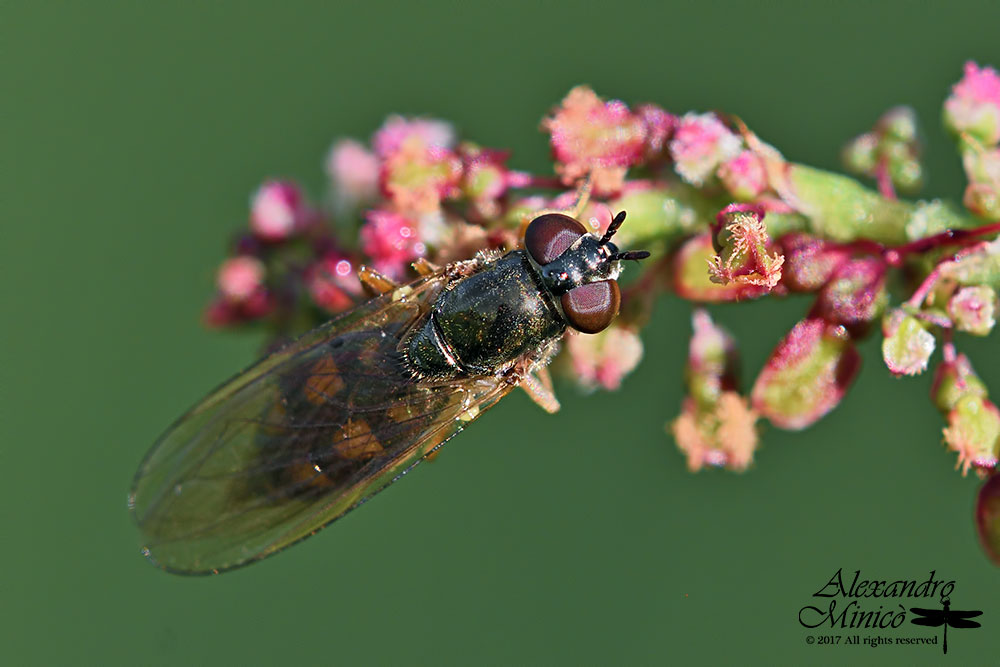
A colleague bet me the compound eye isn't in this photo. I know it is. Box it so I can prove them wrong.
[560,280,620,334]
[524,213,587,264]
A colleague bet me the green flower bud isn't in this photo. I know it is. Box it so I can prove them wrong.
[939,239,1000,289]
[842,133,879,175]
[877,106,920,144]
[685,309,740,409]
[905,200,978,241]
[931,353,987,413]
[782,164,912,244]
[881,309,935,376]
[943,395,1000,475]
[751,319,861,430]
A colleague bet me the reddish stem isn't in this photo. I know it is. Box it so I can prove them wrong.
[943,334,957,364]
[905,263,943,309]
[913,309,952,329]
[819,220,1000,269]
[888,220,1000,260]
[875,158,897,200]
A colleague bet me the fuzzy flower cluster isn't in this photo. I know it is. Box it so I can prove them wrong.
[843,106,923,196]
[944,62,1000,220]
[204,63,1000,566]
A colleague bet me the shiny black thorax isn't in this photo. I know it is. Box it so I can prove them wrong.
[405,250,565,377]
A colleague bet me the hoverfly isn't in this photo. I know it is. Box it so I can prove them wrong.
[129,190,649,574]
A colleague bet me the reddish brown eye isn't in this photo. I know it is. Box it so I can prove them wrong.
[560,280,620,334]
[524,213,587,264]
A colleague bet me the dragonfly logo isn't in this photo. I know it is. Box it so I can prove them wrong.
[910,599,982,655]
[799,568,985,655]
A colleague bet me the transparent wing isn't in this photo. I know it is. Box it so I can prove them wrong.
[130,273,513,575]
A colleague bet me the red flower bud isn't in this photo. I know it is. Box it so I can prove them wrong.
[778,233,851,293]
[976,473,1000,565]
[812,257,888,336]
[306,255,362,314]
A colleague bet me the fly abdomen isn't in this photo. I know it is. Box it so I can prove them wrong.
[405,313,465,378]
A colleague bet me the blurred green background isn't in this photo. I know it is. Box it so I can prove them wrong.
[4,1,1000,665]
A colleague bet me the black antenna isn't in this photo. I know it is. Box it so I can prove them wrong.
[610,250,651,262]
[601,211,649,261]
[600,210,628,245]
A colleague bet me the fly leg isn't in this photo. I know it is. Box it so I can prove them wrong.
[564,173,593,218]
[357,266,399,297]
[412,258,441,276]
[519,366,561,414]
[444,256,489,280]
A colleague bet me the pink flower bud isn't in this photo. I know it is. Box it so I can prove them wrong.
[542,86,648,195]
[326,139,379,206]
[564,325,643,392]
[359,209,425,280]
[708,205,784,290]
[751,319,861,430]
[812,257,887,335]
[718,150,768,200]
[669,112,742,186]
[307,255,362,314]
[216,256,266,303]
[250,181,306,241]
[380,137,462,214]
[577,201,614,236]
[976,473,1000,565]
[670,393,758,472]
[881,309,935,377]
[778,233,850,293]
[372,115,455,158]
[204,257,272,327]
[948,285,997,335]
[636,103,677,161]
[944,61,1000,146]
[458,143,511,219]
[943,394,1000,476]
